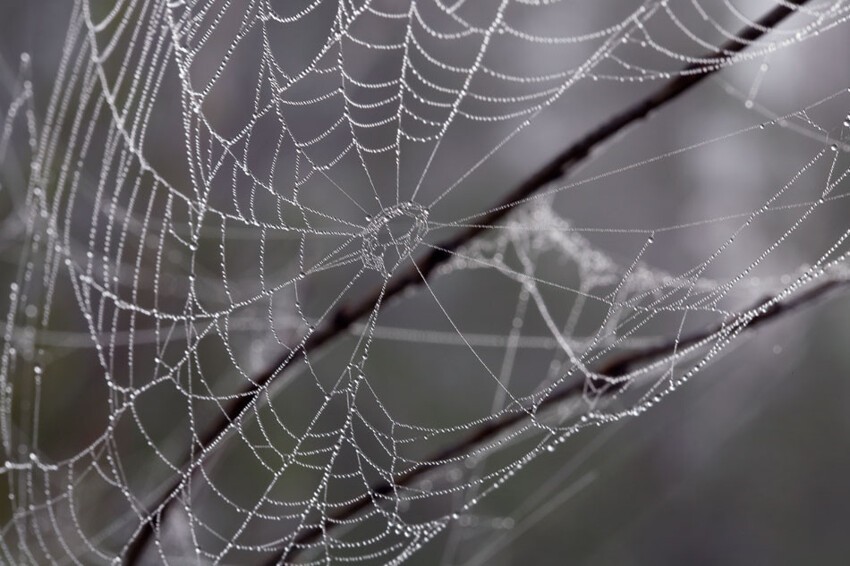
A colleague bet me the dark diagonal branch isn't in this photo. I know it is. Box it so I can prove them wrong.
[272,276,848,564]
[125,1,815,563]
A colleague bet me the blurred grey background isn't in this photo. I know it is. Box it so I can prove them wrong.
[1,1,849,565]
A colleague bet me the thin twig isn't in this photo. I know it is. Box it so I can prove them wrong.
[273,276,848,564]
[125,0,815,562]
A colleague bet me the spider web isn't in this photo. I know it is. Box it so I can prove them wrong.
[1,0,850,564]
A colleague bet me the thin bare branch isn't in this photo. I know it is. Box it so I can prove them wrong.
[125,0,817,562]
[273,276,849,564]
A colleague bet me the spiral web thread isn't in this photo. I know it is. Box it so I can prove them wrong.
[1,1,850,564]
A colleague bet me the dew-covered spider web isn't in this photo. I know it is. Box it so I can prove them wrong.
[1,0,850,564]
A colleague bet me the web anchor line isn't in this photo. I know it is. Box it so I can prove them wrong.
[124,1,817,563]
